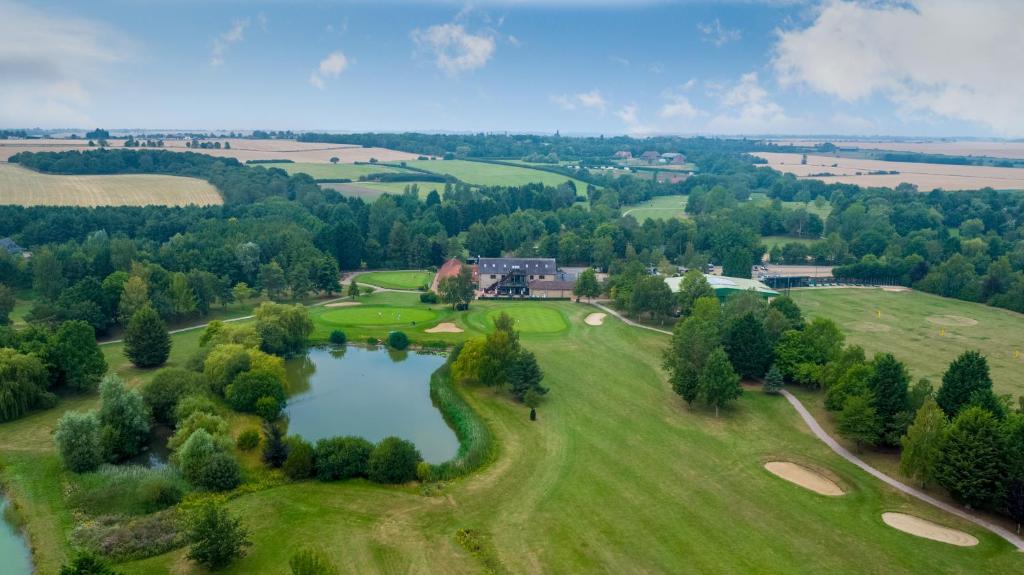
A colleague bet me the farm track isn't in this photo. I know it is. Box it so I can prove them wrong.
[594,301,1024,551]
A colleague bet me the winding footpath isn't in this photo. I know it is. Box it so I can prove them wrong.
[593,302,1024,551]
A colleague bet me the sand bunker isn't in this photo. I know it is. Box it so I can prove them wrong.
[584,313,606,326]
[851,322,891,333]
[926,315,978,327]
[425,322,464,334]
[881,513,978,547]
[882,286,909,292]
[325,301,362,308]
[764,462,844,496]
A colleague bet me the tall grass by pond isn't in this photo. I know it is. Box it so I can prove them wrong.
[427,362,495,481]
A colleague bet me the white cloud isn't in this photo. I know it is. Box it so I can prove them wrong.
[309,51,350,89]
[659,94,699,120]
[0,0,130,127]
[609,55,630,67]
[551,89,607,112]
[706,72,801,133]
[697,18,741,47]
[616,104,654,135]
[773,0,1024,136]
[211,18,250,67]
[411,23,495,76]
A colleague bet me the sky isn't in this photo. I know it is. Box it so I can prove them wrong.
[2,0,1023,138]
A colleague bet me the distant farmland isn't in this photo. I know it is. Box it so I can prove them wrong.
[259,162,410,180]
[403,159,590,192]
[775,139,1024,161]
[621,195,689,221]
[754,152,1024,191]
[0,163,221,207]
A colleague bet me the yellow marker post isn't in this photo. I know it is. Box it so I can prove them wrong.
[1015,350,1021,359]
[940,328,945,337]
[876,309,881,319]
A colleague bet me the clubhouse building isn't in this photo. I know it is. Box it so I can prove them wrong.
[477,257,574,298]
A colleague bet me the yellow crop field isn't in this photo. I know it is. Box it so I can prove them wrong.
[0,163,222,207]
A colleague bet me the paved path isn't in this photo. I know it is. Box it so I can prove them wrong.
[593,301,1024,550]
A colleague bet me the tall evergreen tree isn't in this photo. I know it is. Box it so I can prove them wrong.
[723,312,772,379]
[937,406,1007,509]
[837,394,881,451]
[123,305,171,368]
[51,320,107,391]
[868,353,912,445]
[936,350,993,418]
[507,349,546,402]
[762,364,784,394]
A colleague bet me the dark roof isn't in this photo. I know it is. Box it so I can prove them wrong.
[0,238,24,254]
[528,279,575,290]
[478,258,556,275]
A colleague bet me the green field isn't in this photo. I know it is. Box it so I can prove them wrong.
[622,195,689,221]
[761,235,819,250]
[3,295,1023,573]
[790,288,1024,396]
[484,306,567,334]
[750,192,832,219]
[356,270,434,290]
[403,159,590,193]
[259,162,409,180]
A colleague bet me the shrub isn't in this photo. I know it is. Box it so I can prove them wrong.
[368,436,421,484]
[416,461,432,482]
[289,548,338,575]
[419,292,439,304]
[174,394,219,422]
[366,337,378,346]
[387,331,409,350]
[256,396,283,421]
[236,428,261,451]
[314,436,373,481]
[226,369,286,413]
[185,502,251,570]
[168,412,228,451]
[70,510,181,563]
[329,330,347,345]
[142,368,206,425]
[194,452,242,492]
[97,375,151,462]
[69,465,186,516]
[58,553,122,575]
[283,437,315,480]
[55,411,104,473]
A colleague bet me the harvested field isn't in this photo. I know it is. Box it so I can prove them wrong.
[776,139,1024,161]
[881,513,979,547]
[753,152,1024,191]
[0,138,424,164]
[764,461,844,496]
[0,163,221,207]
[424,322,463,334]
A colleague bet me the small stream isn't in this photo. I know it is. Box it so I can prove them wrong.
[0,493,33,574]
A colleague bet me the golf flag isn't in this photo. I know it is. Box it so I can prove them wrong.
[940,328,945,337]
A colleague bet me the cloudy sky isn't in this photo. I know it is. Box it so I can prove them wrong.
[2,0,1022,137]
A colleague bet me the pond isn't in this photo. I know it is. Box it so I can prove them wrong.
[284,346,459,464]
[0,493,33,575]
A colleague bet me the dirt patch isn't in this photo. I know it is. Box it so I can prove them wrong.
[851,322,891,333]
[325,301,362,308]
[425,322,463,334]
[584,313,606,326]
[764,461,844,496]
[926,315,978,327]
[881,512,978,547]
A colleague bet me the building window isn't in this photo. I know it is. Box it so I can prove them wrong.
[490,274,496,279]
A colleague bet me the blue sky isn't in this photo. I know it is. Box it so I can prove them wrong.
[3,0,1022,137]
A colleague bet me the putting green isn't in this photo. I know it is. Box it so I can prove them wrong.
[485,306,568,333]
[319,306,438,326]
[356,271,433,290]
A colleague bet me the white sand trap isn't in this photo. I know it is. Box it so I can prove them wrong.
[764,462,844,496]
[881,513,978,547]
[325,301,362,308]
[851,322,891,333]
[425,322,463,334]
[926,315,978,327]
[585,313,606,326]
[882,286,909,292]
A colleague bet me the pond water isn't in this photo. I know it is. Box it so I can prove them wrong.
[284,346,459,464]
[0,494,33,574]
[127,424,172,468]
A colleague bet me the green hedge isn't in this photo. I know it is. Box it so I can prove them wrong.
[427,362,494,481]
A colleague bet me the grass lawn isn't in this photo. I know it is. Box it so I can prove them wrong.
[622,195,689,221]
[403,159,590,194]
[761,235,819,250]
[356,270,434,290]
[789,288,1024,397]
[483,306,568,334]
[750,192,832,219]
[258,162,410,180]
[4,296,1023,573]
